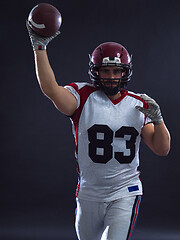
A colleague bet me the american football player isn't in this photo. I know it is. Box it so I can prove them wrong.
[27,22,170,240]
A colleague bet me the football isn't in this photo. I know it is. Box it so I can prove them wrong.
[28,3,62,37]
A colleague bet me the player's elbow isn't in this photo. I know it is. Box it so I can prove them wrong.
[154,145,170,156]
[156,150,170,156]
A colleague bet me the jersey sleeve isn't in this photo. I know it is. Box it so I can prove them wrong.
[64,83,80,109]
[64,82,97,111]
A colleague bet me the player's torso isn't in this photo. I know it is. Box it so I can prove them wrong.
[70,83,146,201]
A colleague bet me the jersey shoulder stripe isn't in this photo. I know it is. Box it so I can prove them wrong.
[127,91,151,125]
[71,83,98,125]
[64,82,97,109]
[127,91,148,109]
[65,82,98,157]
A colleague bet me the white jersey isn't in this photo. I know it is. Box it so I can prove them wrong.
[65,82,151,202]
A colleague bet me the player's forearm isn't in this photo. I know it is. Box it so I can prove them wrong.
[152,121,171,156]
[34,50,58,98]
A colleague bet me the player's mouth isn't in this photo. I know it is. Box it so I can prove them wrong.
[100,79,120,88]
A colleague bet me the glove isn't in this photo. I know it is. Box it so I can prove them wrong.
[26,20,60,50]
[136,94,163,125]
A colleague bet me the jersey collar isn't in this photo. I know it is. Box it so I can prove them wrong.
[108,89,128,105]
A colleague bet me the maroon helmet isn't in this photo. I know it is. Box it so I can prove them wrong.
[88,42,132,95]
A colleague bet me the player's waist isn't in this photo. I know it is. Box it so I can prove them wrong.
[77,177,142,202]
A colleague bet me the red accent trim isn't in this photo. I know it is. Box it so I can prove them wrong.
[71,84,97,147]
[127,92,148,109]
[67,82,79,92]
[127,92,149,125]
[127,195,141,240]
[38,45,43,50]
[76,179,80,197]
[69,84,98,197]
[108,89,128,105]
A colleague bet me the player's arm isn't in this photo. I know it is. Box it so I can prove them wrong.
[27,22,77,116]
[136,94,170,156]
[141,122,170,156]
[34,50,77,115]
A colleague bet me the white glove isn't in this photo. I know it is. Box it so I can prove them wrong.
[26,20,60,50]
[136,94,163,125]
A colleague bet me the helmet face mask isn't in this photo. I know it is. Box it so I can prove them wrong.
[88,42,133,96]
[99,77,122,96]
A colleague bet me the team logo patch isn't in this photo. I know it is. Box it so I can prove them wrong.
[128,185,139,192]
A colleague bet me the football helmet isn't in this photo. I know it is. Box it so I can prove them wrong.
[88,42,132,96]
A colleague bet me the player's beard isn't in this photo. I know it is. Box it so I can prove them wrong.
[100,78,121,96]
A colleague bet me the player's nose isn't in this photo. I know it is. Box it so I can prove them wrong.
[109,70,115,78]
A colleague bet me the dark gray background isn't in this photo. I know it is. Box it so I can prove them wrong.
[1,0,180,239]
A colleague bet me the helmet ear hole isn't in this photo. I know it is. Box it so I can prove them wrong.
[94,67,99,74]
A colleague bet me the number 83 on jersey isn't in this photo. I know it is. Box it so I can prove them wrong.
[88,124,139,164]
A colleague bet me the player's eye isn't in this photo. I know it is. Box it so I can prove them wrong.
[101,69,109,74]
[113,69,122,74]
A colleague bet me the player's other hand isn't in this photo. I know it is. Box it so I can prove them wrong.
[136,94,163,125]
[26,20,60,50]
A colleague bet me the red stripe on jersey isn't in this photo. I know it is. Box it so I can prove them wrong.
[127,92,149,125]
[66,82,79,93]
[70,84,98,196]
[108,89,128,105]
[71,85,98,141]
[127,92,148,109]
[76,179,80,197]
